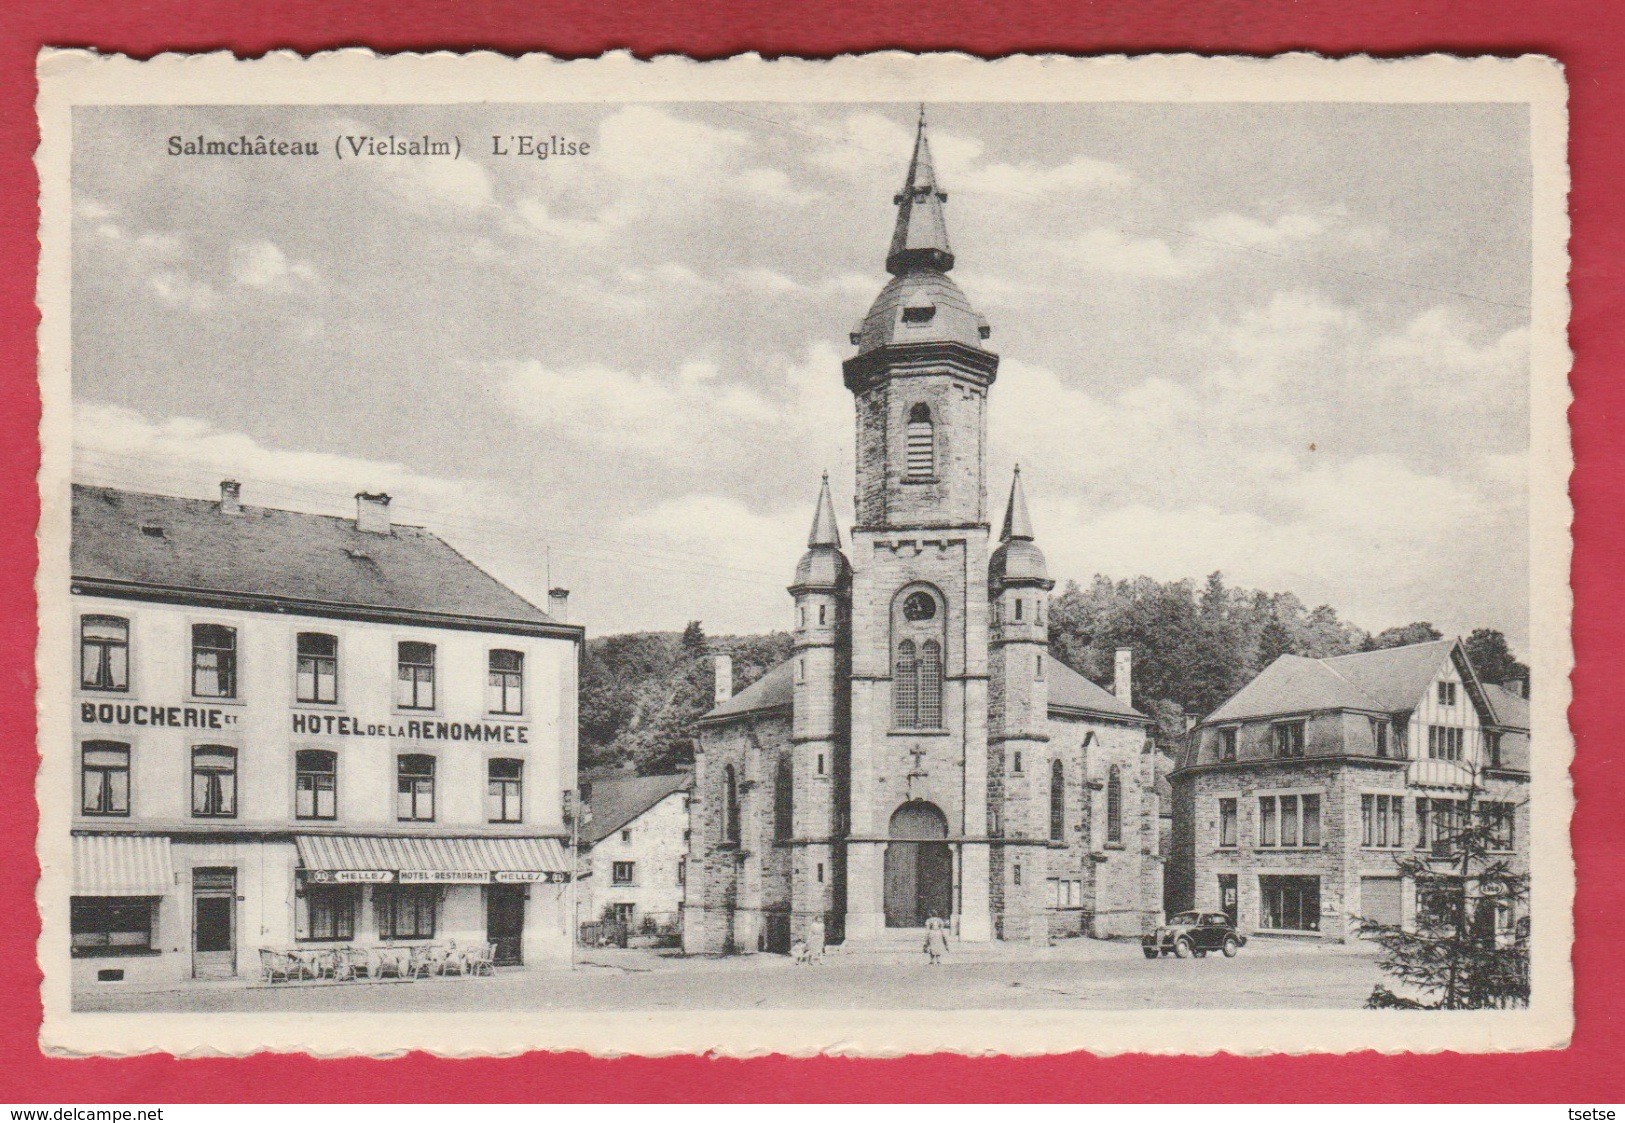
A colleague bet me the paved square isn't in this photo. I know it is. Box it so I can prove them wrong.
[75,938,1390,1013]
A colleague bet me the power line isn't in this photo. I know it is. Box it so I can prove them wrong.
[717,104,1530,313]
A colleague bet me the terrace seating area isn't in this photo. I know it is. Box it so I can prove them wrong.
[258,941,497,984]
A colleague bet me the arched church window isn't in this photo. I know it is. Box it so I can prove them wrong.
[1106,765,1123,845]
[918,639,943,728]
[773,757,792,841]
[723,764,740,845]
[1050,759,1065,842]
[905,403,935,480]
[894,640,918,728]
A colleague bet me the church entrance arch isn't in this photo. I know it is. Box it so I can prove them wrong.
[884,801,953,928]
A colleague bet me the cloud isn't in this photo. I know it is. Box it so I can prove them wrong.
[73,401,486,513]
[229,240,318,289]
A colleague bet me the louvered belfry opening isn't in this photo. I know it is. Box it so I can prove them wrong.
[905,402,935,479]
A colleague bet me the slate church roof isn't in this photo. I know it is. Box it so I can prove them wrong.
[71,483,563,631]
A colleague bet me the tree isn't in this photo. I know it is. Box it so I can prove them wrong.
[1357,767,1529,1010]
[1362,622,1443,651]
[680,620,708,654]
[1255,616,1295,668]
[1464,628,1530,692]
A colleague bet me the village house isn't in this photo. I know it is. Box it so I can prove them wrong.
[68,481,582,988]
[1168,638,1530,943]
[683,114,1164,955]
[576,772,693,942]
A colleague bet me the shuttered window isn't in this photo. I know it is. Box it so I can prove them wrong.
[905,403,935,479]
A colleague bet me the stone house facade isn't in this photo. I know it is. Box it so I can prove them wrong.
[577,773,692,935]
[683,114,1162,955]
[1168,639,1530,943]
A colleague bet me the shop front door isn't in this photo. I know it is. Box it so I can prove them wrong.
[487,885,526,966]
[191,867,236,979]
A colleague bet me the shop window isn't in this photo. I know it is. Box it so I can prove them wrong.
[1105,765,1123,845]
[396,754,435,821]
[1259,875,1320,932]
[375,885,436,940]
[191,745,237,818]
[297,882,358,941]
[487,649,524,715]
[81,741,130,816]
[80,615,129,692]
[295,749,337,820]
[1218,797,1238,848]
[904,403,935,479]
[296,632,338,704]
[486,758,523,823]
[612,861,635,885]
[396,641,436,710]
[191,623,237,699]
[70,897,155,956]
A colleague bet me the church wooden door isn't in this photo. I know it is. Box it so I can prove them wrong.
[884,841,919,927]
[885,801,950,927]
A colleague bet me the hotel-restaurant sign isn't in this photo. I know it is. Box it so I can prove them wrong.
[307,870,564,884]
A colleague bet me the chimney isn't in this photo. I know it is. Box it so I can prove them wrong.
[1114,647,1133,708]
[547,587,570,622]
[355,492,392,535]
[219,479,242,514]
[713,653,734,705]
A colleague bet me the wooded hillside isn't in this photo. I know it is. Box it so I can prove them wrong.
[580,572,1528,775]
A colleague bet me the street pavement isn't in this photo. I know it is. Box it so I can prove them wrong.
[74,936,1390,1013]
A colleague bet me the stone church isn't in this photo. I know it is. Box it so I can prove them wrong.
[683,115,1163,953]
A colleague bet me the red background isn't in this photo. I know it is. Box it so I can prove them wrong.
[0,0,1617,1103]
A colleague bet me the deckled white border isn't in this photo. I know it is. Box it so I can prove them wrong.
[34,49,1574,1058]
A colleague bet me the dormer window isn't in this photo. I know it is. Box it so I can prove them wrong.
[901,304,936,324]
[905,403,935,480]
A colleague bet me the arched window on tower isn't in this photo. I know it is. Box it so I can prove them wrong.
[1050,759,1065,842]
[918,639,943,728]
[723,764,741,845]
[905,403,935,479]
[1106,765,1123,845]
[773,756,793,841]
[894,640,919,728]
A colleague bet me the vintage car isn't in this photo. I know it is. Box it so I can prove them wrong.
[1142,911,1246,959]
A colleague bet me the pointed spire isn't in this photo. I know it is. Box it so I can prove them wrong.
[1000,465,1034,542]
[808,472,842,548]
[886,107,955,276]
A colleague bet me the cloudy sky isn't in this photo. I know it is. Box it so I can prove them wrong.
[70,101,1532,650]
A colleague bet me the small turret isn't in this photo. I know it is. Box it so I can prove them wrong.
[989,466,1051,591]
[791,473,851,594]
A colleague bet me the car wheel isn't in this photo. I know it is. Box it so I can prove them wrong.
[1143,947,1158,959]
[1222,936,1239,957]
[1174,938,1193,959]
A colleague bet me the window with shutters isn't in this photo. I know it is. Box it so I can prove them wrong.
[80,615,129,692]
[296,632,338,704]
[191,745,237,818]
[191,623,237,699]
[904,402,935,479]
[295,749,337,820]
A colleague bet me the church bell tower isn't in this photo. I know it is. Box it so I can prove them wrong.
[839,109,1000,943]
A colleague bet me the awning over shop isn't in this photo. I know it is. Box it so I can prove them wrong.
[294,835,570,884]
[72,834,174,896]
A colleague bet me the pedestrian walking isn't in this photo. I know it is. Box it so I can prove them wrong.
[809,914,826,963]
[923,916,949,966]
